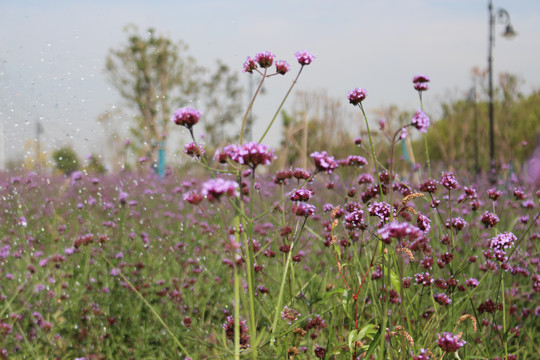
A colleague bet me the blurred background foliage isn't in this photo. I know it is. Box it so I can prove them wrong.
[5,28,540,179]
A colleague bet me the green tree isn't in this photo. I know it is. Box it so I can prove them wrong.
[105,25,200,163]
[412,72,540,174]
[52,146,80,175]
[103,25,243,168]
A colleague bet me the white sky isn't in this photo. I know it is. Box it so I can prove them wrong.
[1,0,539,167]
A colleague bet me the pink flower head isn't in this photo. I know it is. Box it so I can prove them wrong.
[289,188,313,202]
[295,50,315,65]
[201,178,239,202]
[241,142,276,168]
[242,56,257,73]
[413,74,430,91]
[411,110,430,132]
[346,155,367,167]
[184,142,206,159]
[348,88,367,105]
[254,51,275,68]
[275,60,290,75]
[171,107,202,128]
[414,82,429,91]
[436,332,466,353]
[489,232,517,252]
[413,74,430,84]
[441,171,459,190]
[377,221,423,243]
[292,202,316,217]
[311,151,338,173]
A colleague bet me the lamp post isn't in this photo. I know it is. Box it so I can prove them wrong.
[488,0,517,183]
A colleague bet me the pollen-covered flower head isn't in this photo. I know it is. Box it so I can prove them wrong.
[311,151,338,173]
[411,110,430,132]
[242,56,257,73]
[275,60,290,75]
[254,51,275,68]
[348,88,367,105]
[295,50,315,65]
[171,107,202,128]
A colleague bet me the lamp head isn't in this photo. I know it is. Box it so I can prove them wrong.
[502,24,517,38]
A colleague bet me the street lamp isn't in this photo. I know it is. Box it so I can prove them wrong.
[488,0,517,183]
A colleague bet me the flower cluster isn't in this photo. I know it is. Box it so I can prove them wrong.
[292,203,316,217]
[201,178,239,202]
[441,171,459,190]
[295,50,315,65]
[437,332,465,353]
[281,306,301,325]
[171,107,202,129]
[378,221,424,244]
[411,110,430,132]
[289,188,313,202]
[215,142,276,169]
[275,60,290,75]
[345,155,368,167]
[488,232,517,263]
[223,316,249,349]
[347,88,367,105]
[311,151,338,173]
[254,51,275,68]
[184,142,205,159]
[413,74,430,92]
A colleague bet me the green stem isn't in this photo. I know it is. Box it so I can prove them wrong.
[241,69,267,144]
[419,91,432,178]
[358,103,384,201]
[258,66,304,144]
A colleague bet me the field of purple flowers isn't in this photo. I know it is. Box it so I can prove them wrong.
[1,51,539,360]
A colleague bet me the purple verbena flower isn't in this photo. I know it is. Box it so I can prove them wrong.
[171,107,202,128]
[489,232,517,253]
[215,142,276,169]
[311,151,338,173]
[223,316,249,349]
[242,56,257,73]
[346,155,368,167]
[415,272,434,286]
[289,189,313,202]
[292,203,316,217]
[254,51,275,68]
[368,201,392,223]
[437,332,465,353]
[411,348,431,360]
[347,88,367,105]
[378,221,423,244]
[201,178,239,202]
[481,211,500,228]
[413,74,430,92]
[184,142,206,159]
[411,110,430,132]
[295,50,315,65]
[434,293,452,305]
[441,171,459,190]
[275,60,290,75]
[466,278,479,288]
[281,306,301,325]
